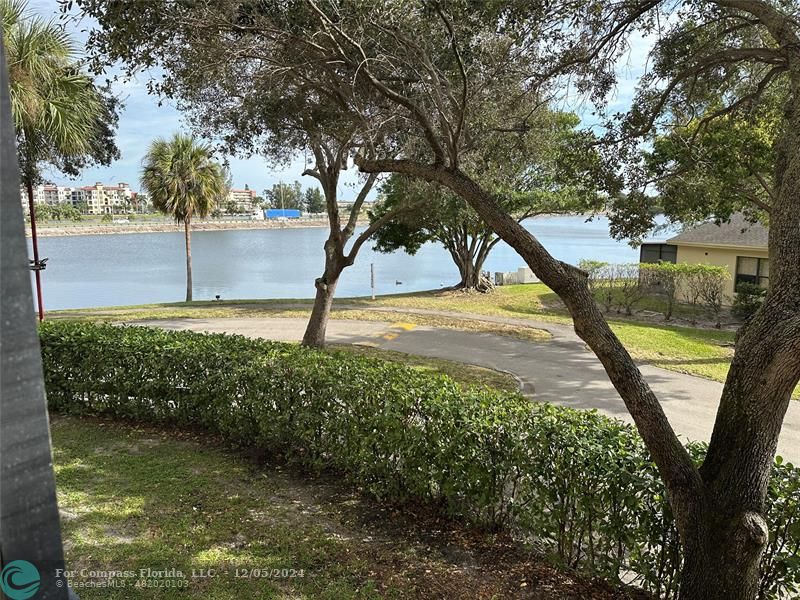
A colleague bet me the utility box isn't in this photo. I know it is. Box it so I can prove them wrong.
[517,267,538,283]
[494,267,539,286]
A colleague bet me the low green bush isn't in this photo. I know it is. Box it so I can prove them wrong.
[733,282,767,321]
[39,321,799,599]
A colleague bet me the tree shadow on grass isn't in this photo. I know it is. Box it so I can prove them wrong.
[51,415,646,600]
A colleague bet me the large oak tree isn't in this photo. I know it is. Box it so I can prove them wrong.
[371,109,608,291]
[75,1,419,347]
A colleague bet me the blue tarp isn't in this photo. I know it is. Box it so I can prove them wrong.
[265,208,301,219]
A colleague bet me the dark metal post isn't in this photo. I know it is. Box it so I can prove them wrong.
[0,36,69,599]
[26,180,45,321]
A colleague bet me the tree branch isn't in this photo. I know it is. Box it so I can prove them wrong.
[712,0,800,50]
[307,0,448,164]
[435,4,468,165]
[345,199,425,264]
[354,154,703,537]
[343,172,378,237]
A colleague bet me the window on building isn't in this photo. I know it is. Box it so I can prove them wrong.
[736,256,769,289]
[639,243,677,264]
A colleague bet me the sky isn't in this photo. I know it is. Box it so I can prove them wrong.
[27,1,653,199]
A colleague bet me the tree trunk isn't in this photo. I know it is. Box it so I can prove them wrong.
[302,268,340,348]
[1,61,69,595]
[459,260,479,289]
[446,233,494,292]
[184,217,192,302]
[677,344,789,599]
[26,179,45,321]
[354,155,703,555]
[457,258,490,291]
[678,506,768,600]
[355,141,800,598]
[677,79,800,598]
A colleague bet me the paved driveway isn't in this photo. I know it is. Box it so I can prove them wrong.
[137,317,800,462]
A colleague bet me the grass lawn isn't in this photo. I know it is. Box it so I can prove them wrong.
[53,283,736,383]
[610,322,733,382]
[52,305,551,343]
[328,344,520,392]
[353,286,738,383]
[52,416,634,599]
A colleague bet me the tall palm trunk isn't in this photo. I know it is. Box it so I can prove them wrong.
[1,48,68,595]
[26,178,44,321]
[184,216,192,302]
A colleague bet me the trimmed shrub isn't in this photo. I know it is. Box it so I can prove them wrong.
[733,282,767,321]
[590,261,730,324]
[639,262,694,321]
[692,264,729,328]
[578,259,608,295]
[615,263,645,315]
[39,321,799,599]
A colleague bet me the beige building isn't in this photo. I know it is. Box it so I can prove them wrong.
[21,182,148,215]
[228,188,257,213]
[20,184,73,209]
[77,182,135,215]
[640,213,769,300]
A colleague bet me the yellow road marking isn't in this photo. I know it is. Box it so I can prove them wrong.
[391,322,417,331]
[382,332,399,340]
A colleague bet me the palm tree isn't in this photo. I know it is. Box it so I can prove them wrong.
[2,0,106,321]
[140,134,227,302]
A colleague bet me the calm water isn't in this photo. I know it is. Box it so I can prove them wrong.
[29,215,649,310]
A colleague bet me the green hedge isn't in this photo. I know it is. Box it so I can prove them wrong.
[39,321,800,598]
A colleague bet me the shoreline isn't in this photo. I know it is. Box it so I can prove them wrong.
[24,218,360,238]
[25,212,596,238]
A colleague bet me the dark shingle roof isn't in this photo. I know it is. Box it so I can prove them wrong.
[667,213,768,248]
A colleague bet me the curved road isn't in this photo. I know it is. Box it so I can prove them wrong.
[137,316,800,462]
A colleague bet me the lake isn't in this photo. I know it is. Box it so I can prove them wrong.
[29,215,656,310]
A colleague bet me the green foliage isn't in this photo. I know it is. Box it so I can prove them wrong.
[370,176,491,287]
[34,203,82,221]
[760,458,800,598]
[264,181,303,210]
[577,259,608,274]
[2,0,118,186]
[223,199,238,214]
[371,108,609,289]
[585,262,645,315]
[679,263,730,328]
[39,321,799,599]
[303,187,325,214]
[140,133,227,223]
[639,262,715,321]
[100,213,112,223]
[589,261,730,324]
[732,282,767,322]
[606,6,785,242]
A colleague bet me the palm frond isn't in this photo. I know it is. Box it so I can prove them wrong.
[141,134,227,223]
[2,0,101,180]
